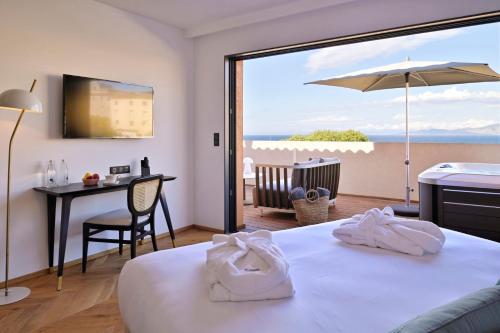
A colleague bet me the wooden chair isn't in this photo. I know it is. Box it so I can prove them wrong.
[82,174,163,272]
[252,159,340,212]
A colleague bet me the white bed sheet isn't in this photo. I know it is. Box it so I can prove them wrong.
[118,220,500,333]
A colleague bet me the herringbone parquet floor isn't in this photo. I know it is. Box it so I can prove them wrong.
[0,228,214,333]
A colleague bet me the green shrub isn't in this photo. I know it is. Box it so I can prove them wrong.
[286,130,368,142]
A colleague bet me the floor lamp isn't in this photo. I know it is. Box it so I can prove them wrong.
[0,80,42,305]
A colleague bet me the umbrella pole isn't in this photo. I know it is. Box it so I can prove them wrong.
[390,73,418,217]
[404,72,410,207]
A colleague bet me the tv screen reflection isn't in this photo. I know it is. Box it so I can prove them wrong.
[63,75,154,138]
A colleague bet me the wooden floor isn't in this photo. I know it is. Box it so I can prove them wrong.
[1,194,400,333]
[0,228,214,333]
[243,193,401,231]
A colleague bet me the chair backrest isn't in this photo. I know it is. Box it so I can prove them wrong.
[127,174,163,216]
[243,157,254,176]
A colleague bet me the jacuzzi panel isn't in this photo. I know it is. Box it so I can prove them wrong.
[420,182,500,242]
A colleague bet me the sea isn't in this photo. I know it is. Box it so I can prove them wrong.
[243,134,500,144]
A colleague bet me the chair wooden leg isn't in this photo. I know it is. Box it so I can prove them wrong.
[82,225,89,273]
[138,226,144,245]
[150,219,158,252]
[119,230,124,255]
[130,226,137,259]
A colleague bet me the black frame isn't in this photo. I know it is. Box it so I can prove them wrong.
[225,60,238,233]
[224,11,500,233]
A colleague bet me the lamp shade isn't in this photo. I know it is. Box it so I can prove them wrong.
[0,89,43,113]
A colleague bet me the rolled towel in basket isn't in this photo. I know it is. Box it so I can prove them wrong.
[316,187,330,198]
[332,206,445,256]
[290,187,330,201]
[289,187,305,200]
[206,231,294,302]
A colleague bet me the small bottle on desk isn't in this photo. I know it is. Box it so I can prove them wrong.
[60,159,69,185]
[46,160,57,188]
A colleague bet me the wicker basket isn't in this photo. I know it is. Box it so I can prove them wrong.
[292,189,329,226]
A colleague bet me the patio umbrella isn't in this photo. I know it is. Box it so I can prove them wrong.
[305,59,500,216]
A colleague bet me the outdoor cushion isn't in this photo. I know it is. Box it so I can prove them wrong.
[306,157,340,164]
[319,157,340,163]
[390,282,500,333]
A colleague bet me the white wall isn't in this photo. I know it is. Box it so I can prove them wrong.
[193,0,500,230]
[0,0,194,279]
[244,141,500,200]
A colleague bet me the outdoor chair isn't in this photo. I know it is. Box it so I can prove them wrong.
[252,158,340,212]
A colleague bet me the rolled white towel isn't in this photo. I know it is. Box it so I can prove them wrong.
[206,231,294,302]
[332,207,446,256]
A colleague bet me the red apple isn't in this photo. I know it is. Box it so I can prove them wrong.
[86,175,93,180]
[92,173,100,180]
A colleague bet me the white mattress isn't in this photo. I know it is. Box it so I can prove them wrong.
[118,221,500,333]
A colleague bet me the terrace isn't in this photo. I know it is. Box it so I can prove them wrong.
[243,193,400,231]
[238,140,499,230]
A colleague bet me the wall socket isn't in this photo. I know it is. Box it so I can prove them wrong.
[213,132,220,146]
[110,165,130,175]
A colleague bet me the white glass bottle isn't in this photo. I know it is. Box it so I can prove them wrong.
[60,159,69,185]
[46,160,57,188]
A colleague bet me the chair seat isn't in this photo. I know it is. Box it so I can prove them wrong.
[84,209,148,227]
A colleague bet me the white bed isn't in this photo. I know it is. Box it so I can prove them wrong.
[118,220,500,333]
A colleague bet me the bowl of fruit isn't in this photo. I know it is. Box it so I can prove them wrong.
[82,172,100,186]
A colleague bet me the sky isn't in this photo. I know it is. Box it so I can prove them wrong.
[243,22,500,135]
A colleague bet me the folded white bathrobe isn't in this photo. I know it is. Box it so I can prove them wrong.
[332,207,446,256]
[206,230,294,301]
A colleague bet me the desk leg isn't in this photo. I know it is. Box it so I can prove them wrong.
[47,195,56,270]
[56,196,73,291]
[159,191,176,248]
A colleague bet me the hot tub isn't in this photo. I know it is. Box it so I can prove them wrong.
[419,163,500,242]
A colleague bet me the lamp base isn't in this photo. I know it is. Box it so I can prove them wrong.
[0,287,31,305]
[390,204,419,217]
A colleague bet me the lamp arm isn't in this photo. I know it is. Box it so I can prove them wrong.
[3,79,37,296]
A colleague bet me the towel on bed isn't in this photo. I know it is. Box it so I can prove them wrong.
[332,206,445,256]
[206,230,294,302]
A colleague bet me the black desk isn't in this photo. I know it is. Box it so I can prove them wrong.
[33,175,176,290]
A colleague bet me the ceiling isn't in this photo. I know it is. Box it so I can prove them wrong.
[96,0,355,37]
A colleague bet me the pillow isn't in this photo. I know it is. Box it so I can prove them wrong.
[307,157,340,163]
[390,283,500,333]
[296,158,321,165]
[319,157,340,163]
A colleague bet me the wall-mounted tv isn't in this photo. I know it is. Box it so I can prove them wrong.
[63,74,154,138]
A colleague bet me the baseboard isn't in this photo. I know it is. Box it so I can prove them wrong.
[2,224,196,286]
[338,192,419,204]
[193,224,224,233]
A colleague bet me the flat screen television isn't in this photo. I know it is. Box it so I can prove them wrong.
[63,74,154,138]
